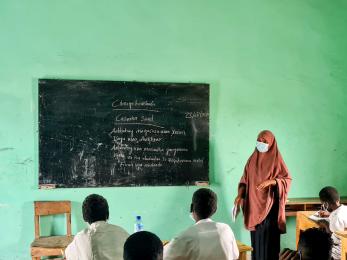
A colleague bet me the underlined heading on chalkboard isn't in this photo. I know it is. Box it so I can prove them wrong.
[39,79,209,188]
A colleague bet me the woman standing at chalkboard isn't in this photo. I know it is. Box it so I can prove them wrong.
[234,130,291,260]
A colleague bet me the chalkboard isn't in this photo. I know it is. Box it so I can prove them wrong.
[39,79,209,188]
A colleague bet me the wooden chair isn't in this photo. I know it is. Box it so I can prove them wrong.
[30,201,74,260]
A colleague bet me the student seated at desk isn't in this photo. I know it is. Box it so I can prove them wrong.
[65,194,129,260]
[164,188,239,260]
[279,228,333,260]
[123,231,163,260]
[317,186,347,260]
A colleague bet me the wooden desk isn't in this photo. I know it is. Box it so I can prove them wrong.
[295,211,319,247]
[163,240,252,260]
[296,211,347,260]
[335,231,347,260]
[286,197,347,217]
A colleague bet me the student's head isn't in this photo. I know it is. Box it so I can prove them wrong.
[319,186,340,212]
[191,188,217,221]
[298,228,333,260]
[123,231,163,260]
[82,194,109,224]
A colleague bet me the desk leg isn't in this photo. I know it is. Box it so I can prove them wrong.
[296,216,300,249]
[341,237,346,260]
[239,252,247,260]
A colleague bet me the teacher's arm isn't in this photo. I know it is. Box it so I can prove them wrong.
[256,179,277,190]
[234,184,246,207]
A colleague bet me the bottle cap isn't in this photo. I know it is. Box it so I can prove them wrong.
[136,215,141,220]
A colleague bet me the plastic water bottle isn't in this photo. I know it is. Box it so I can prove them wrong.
[134,215,144,232]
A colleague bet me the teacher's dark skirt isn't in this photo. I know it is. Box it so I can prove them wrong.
[250,199,280,260]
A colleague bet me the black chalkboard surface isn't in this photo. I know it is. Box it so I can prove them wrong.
[39,79,209,188]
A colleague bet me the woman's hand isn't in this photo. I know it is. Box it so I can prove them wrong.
[234,195,243,207]
[256,179,276,190]
[234,195,243,220]
[234,184,246,207]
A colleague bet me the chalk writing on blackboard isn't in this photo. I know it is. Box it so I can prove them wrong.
[39,79,209,188]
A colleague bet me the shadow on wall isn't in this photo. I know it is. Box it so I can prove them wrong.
[71,201,85,234]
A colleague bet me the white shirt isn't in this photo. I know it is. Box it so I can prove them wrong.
[164,219,239,260]
[329,205,347,260]
[65,221,129,260]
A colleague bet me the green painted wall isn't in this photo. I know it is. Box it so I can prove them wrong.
[1,0,347,258]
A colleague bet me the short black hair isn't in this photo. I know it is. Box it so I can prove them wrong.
[123,231,163,260]
[298,228,333,260]
[82,194,109,224]
[319,186,340,205]
[192,188,217,219]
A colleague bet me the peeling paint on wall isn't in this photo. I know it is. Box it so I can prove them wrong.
[0,147,14,152]
[16,158,33,165]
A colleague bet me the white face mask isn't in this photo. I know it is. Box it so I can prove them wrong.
[256,141,269,153]
[189,213,195,222]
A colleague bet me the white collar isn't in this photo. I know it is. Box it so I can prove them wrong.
[89,220,107,230]
[195,218,213,225]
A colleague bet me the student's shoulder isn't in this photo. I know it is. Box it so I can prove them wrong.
[215,222,233,231]
[215,221,231,227]
[336,205,347,219]
[107,223,130,236]
[165,227,196,259]
[172,225,197,242]
[215,222,236,235]
[334,205,347,216]
[72,228,89,241]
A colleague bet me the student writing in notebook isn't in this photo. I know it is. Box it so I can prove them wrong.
[279,228,333,260]
[317,186,347,260]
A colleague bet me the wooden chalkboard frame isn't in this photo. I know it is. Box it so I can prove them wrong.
[39,79,209,188]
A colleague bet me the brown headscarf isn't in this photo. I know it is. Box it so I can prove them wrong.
[239,130,291,233]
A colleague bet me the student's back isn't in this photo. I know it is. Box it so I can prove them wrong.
[330,204,347,233]
[164,188,239,260]
[67,221,129,260]
[319,186,347,259]
[90,221,129,259]
[164,219,238,260]
[65,194,129,260]
[330,204,347,259]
